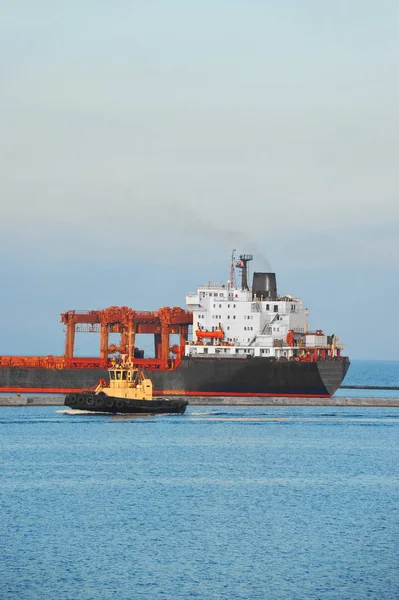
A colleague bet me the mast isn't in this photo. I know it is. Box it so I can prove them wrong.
[236,254,253,290]
[229,249,236,288]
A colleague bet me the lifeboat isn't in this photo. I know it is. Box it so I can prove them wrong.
[196,324,224,341]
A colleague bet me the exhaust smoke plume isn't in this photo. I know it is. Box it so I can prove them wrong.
[155,204,272,272]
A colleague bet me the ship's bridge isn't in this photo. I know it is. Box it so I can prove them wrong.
[186,284,252,309]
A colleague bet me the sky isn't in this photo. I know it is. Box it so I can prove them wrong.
[0,0,398,360]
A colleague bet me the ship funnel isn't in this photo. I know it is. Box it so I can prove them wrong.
[252,272,277,300]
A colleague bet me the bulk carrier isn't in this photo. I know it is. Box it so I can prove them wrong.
[0,253,349,397]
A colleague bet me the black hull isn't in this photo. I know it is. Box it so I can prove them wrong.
[64,392,188,414]
[0,357,350,398]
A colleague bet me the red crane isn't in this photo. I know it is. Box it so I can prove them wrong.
[0,306,193,371]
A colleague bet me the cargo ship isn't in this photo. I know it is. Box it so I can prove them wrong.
[0,252,349,397]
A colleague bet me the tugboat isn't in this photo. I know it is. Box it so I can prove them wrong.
[64,358,188,414]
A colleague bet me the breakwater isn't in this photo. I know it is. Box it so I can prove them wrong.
[1,396,64,406]
[1,395,399,407]
[341,385,399,390]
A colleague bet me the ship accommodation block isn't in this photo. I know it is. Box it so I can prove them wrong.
[185,273,343,361]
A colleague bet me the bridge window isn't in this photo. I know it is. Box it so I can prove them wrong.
[274,305,278,312]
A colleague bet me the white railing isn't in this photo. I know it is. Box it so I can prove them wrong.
[198,282,229,289]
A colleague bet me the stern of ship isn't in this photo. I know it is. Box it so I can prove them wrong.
[316,358,350,397]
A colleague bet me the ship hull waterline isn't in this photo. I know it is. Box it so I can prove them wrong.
[0,356,350,398]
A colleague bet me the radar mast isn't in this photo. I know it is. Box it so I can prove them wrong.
[236,254,253,290]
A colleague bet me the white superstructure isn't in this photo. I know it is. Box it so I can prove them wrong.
[184,253,343,361]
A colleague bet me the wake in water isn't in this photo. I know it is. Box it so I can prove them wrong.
[57,409,111,415]
[57,409,158,421]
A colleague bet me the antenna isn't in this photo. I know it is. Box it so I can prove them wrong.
[236,254,253,290]
[229,249,236,288]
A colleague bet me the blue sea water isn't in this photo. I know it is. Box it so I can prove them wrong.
[1,403,398,600]
[335,359,399,398]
